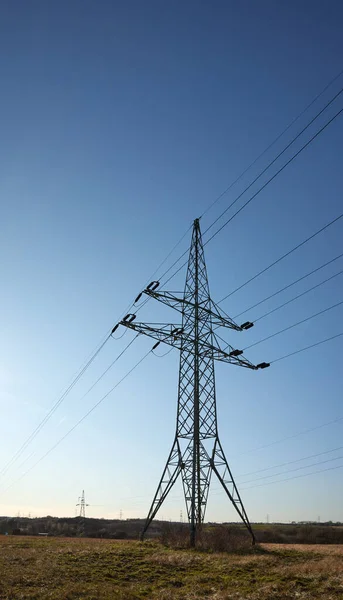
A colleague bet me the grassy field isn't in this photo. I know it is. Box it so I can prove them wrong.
[0,536,342,599]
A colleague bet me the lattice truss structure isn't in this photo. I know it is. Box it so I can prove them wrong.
[113,219,269,545]
[76,490,89,518]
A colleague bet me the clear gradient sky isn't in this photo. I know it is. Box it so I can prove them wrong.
[1,1,343,523]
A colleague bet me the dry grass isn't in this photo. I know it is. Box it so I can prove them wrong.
[0,536,342,599]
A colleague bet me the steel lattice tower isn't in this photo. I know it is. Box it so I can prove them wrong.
[76,490,89,518]
[114,218,269,546]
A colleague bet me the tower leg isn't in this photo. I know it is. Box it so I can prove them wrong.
[211,438,255,544]
[140,439,182,540]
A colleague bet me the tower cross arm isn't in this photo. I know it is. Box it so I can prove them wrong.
[203,343,258,370]
[119,319,264,370]
[144,289,243,331]
[119,320,184,350]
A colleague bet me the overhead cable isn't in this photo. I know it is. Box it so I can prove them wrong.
[156,70,343,288]
[99,73,343,304]
[244,300,343,350]
[0,335,139,482]
[254,269,343,323]
[203,86,343,237]
[201,67,343,219]
[161,118,343,292]
[240,463,343,491]
[238,445,343,478]
[78,334,139,395]
[204,107,343,251]
[0,335,111,479]
[108,444,343,503]
[0,221,193,480]
[234,252,343,318]
[234,413,343,458]
[272,332,343,363]
[220,213,343,303]
[0,348,152,497]
[239,454,343,485]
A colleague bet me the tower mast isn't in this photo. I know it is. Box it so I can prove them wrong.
[76,490,89,518]
[114,218,269,546]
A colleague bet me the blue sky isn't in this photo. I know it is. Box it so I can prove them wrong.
[0,0,343,523]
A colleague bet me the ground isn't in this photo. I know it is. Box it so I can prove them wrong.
[0,536,342,599]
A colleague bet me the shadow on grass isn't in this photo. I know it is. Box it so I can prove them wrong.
[159,523,273,556]
[231,543,271,556]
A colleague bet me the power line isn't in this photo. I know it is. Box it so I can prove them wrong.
[99,461,343,504]
[78,437,343,506]
[240,455,343,485]
[238,445,343,478]
[158,253,189,288]
[204,107,343,253]
[5,78,343,510]
[126,224,194,316]
[152,345,175,358]
[161,118,343,293]
[16,78,335,480]
[3,211,189,478]
[0,220,194,480]
[110,288,343,509]
[234,414,343,458]
[234,252,343,318]
[272,332,343,363]
[114,231,190,319]
[110,224,194,331]
[203,86,343,237]
[219,211,343,304]
[49,81,343,359]
[201,68,343,219]
[149,70,343,288]
[74,334,140,403]
[147,224,192,282]
[169,459,343,499]
[244,300,343,350]
[4,223,186,481]
[254,269,343,323]
[218,272,343,352]
[0,335,139,483]
[0,335,111,479]
[240,463,343,491]
[95,444,343,504]
[152,245,190,289]
[0,348,152,497]
[139,80,343,294]
[203,445,343,495]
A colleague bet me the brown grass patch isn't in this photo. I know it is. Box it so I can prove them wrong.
[0,536,342,599]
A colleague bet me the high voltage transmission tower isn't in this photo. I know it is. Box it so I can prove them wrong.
[113,218,270,546]
[76,490,89,518]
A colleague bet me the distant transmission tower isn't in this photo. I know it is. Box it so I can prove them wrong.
[76,490,89,518]
[114,218,269,546]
